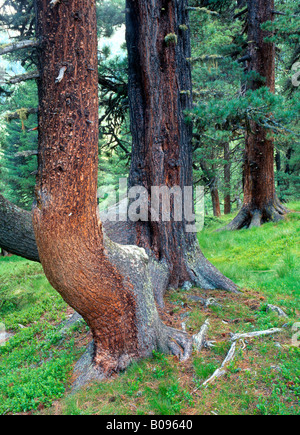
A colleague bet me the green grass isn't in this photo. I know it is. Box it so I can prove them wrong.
[0,201,299,415]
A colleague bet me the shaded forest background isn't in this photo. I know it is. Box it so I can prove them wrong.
[0,0,299,215]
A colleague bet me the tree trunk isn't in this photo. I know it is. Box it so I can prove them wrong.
[117,0,237,295]
[210,181,221,217]
[224,143,231,215]
[32,0,192,381]
[0,194,39,262]
[0,0,237,296]
[225,0,288,230]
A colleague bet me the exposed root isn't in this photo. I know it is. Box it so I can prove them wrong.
[222,200,289,231]
[193,319,210,353]
[202,341,237,387]
[186,242,240,294]
[165,326,193,361]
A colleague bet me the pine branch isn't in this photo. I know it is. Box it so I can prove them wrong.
[0,40,39,56]
[4,107,38,122]
[7,70,39,85]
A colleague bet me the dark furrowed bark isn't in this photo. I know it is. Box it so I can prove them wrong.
[0,194,39,262]
[125,0,238,293]
[33,0,192,381]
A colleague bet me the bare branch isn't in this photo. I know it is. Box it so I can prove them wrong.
[7,70,39,85]
[231,328,282,342]
[0,40,39,56]
[14,150,38,158]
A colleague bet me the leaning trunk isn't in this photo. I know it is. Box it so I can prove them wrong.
[33,0,191,381]
[225,0,288,230]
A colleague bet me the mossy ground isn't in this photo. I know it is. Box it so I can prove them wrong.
[0,202,299,415]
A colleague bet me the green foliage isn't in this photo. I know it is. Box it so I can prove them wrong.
[0,81,38,210]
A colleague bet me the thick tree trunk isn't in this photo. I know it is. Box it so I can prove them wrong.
[0,194,39,262]
[114,0,237,295]
[33,0,191,380]
[224,143,231,215]
[225,0,288,230]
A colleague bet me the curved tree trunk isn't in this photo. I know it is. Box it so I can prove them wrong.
[0,194,39,262]
[104,0,238,298]
[33,0,191,381]
[225,0,288,230]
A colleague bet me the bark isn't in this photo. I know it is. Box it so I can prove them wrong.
[210,181,221,217]
[33,0,191,379]
[224,0,288,230]
[0,194,39,262]
[224,143,231,215]
[0,0,237,296]
[109,0,238,296]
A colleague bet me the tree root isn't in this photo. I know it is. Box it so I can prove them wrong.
[222,200,290,231]
[165,326,193,361]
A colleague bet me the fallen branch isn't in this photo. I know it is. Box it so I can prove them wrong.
[231,328,282,342]
[193,320,210,352]
[0,40,39,56]
[202,342,237,387]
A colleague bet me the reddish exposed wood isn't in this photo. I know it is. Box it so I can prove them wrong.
[33,0,192,377]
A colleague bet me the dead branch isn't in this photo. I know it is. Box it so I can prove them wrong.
[202,342,237,387]
[0,40,39,56]
[230,328,282,342]
[193,320,210,352]
[7,70,39,85]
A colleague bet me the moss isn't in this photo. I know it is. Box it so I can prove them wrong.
[164,33,178,46]
[179,24,189,32]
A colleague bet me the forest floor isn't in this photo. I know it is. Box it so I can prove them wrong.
[0,201,299,415]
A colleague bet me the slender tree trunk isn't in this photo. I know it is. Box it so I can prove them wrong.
[33,0,191,382]
[224,143,231,215]
[119,0,237,295]
[225,0,288,230]
[210,180,221,217]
